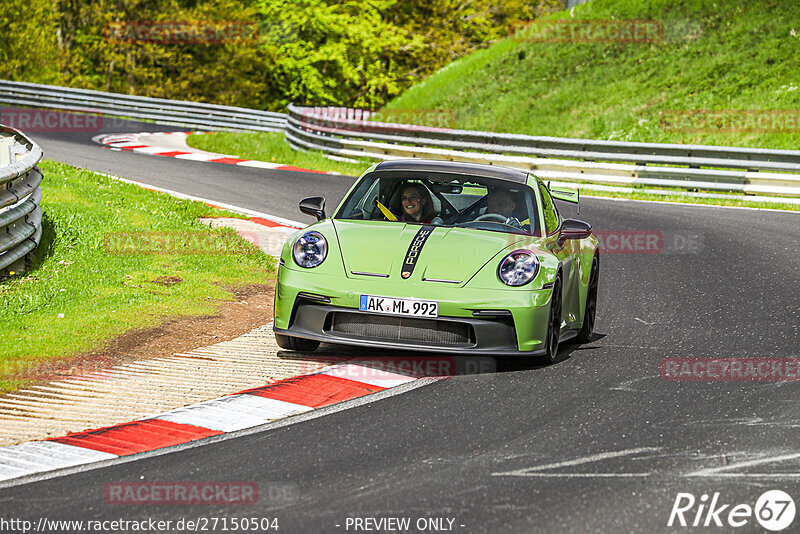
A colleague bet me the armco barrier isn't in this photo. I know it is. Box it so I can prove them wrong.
[1,79,798,201]
[0,80,286,132]
[286,104,800,200]
[0,125,43,276]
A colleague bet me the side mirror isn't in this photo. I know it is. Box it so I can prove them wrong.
[558,219,592,244]
[299,196,326,221]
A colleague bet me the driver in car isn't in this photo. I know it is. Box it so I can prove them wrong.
[481,189,522,228]
[486,189,515,217]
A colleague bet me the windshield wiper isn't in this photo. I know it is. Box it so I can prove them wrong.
[452,221,529,235]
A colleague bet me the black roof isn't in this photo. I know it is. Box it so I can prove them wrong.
[374,159,529,184]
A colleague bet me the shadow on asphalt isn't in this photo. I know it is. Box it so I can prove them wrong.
[276,332,609,379]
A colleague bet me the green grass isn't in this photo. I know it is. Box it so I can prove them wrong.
[0,160,274,392]
[186,131,372,177]
[386,0,800,149]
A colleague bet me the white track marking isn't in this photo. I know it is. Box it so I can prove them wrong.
[610,376,658,392]
[126,146,166,155]
[0,442,116,481]
[690,474,800,478]
[685,452,800,478]
[151,395,312,432]
[107,142,145,148]
[172,153,218,161]
[500,472,653,478]
[236,160,283,169]
[96,131,335,174]
[492,447,661,478]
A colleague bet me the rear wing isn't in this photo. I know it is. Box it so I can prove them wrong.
[547,183,581,213]
[550,187,578,204]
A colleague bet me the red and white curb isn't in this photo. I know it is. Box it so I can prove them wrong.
[0,361,429,484]
[93,131,335,174]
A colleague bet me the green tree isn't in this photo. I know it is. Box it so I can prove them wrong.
[55,0,271,106]
[1,0,561,110]
[0,0,60,83]
[256,0,423,108]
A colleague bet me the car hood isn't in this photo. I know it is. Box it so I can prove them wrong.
[332,220,529,285]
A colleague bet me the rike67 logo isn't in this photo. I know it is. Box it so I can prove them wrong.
[669,490,795,531]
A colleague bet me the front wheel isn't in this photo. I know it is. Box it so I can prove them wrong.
[576,254,599,343]
[275,333,320,352]
[542,276,562,364]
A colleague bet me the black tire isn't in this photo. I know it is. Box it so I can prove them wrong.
[576,254,599,344]
[542,276,562,364]
[275,333,320,352]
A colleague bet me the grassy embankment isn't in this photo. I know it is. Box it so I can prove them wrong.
[0,160,274,392]
[189,0,800,211]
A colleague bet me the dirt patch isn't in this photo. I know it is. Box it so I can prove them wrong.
[152,275,183,287]
[80,280,277,369]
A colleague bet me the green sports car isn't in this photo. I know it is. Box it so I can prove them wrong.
[274,160,599,363]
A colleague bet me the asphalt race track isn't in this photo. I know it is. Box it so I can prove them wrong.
[2,119,800,532]
[27,119,357,225]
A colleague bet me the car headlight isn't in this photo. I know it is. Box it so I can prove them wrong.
[498,250,539,286]
[293,231,328,268]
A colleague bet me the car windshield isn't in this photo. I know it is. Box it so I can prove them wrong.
[335,170,541,236]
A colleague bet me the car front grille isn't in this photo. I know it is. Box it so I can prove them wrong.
[327,312,474,346]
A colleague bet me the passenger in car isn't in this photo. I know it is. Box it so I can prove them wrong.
[399,182,437,223]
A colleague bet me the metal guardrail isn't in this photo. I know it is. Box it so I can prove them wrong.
[286,104,800,199]
[0,125,43,276]
[1,80,798,201]
[0,81,287,132]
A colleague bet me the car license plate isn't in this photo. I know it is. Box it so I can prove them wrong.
[359,295,438,318]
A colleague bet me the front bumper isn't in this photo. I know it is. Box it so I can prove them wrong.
[275,265,553,356]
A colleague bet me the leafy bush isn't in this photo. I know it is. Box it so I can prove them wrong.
[0,0,558,110]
